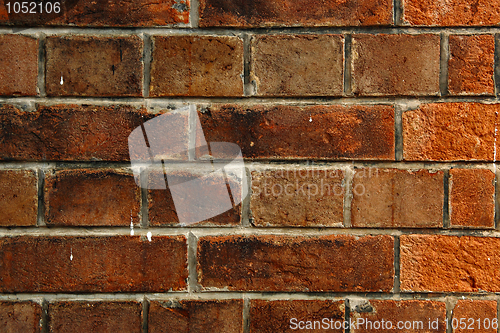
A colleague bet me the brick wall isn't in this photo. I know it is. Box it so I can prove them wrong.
[1,0,500,332]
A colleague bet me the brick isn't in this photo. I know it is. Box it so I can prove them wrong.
[199,0,393,27]
[250,168,344,227]
[0,170,37,226]
[350,300,446,332]
[452,300,497,333]
[449,169,495,228]
[150,36,243,97]
[403,103,499,161]
[448,35,495,95]
[198,235,394,292]
[45,169,140,226]
[352,34,440,96]
[45,36,143,97]
[351,169,444,228]
[401,235,500,292]
[197,104,395,160]
[0,35,38,96]
[0,236,187,292]
[0,301,41,333]
[149,300,243,333]
[48,301,142,333]
[251,34,343,96]
[403,0,500,26]
[250,300,344,332]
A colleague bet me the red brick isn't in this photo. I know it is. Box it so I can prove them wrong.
[452,300,497,333]
[250,300,344,332]
[45,169,140,226]
[149,300,243,333]
[198,235,394,292]
[251,34,343,96]
[449,169,495,228]
[0,170,37,226]
[352,34,440,96]
[400,235,500,292]
[150,36,243,97]
[199,0,393,27]
[403,0,500,26]
[0,236,187,292]
[351,169,444,228]
[48,301,142,333]
[448,35,495,95]
[0,35,38,96]
[45,36,143,97]
[350,300,446,332]
[403,103,499,161]
[197,104,395,160]
[0,301,41,333]
[250,168,344,227]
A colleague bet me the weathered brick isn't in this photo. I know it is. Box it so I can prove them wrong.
[48,301,142,333]
[351,169,444,228]
[0,170,37,226]
[452,300,497,333]
[250,300,344,332]
[352,34,440,96]
[251,34,343,96]
[0,35,38,96]
[198,235,394,292]
[401,235,500,292]
[0,236,187,292]
[150,36,243,97]
[199,0,393,27]
[449,169,495,228]
[403,103,499,161]
[46,36,143,97]
[45,169,140,226]
[250,168,344,227]
[149,300,243,333]
[0,301,41,333]
[448,35,495,95]
[197,104,395,160]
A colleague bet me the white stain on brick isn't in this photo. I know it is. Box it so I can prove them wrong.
[147,232,152,242]
[70,248,73,261]
[60,75,64,85]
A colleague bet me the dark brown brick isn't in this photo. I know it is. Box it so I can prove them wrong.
[46,36,143,97]
[0,236,187,292]
[352,34,440,96]
[198,235,394,292]
[197,104,395,160]
[199,0,393,27]
[351,168,444,228]
[0,301,41,333]
[452,300,497,333]
[0,170,37,226]
[150,36,243,97]
[251,34,343,96]
[0,35,38,96]
[48,301,142,333]
[149,300,243,333]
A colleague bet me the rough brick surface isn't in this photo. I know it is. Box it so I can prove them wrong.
[452,300,497,333]
[199,0,393,27]
[0,34,38,96]
[45,169,140,226]
[352,34,440,96]
[251,34,343,96]
[197,104,395,160]
[250,168,344,227]
[448,35,495,95]
[0,170,37,226]
[449,169,495,228]
[198,235,394,292]
[149,300,243,333]
[48,301,142,333]
[150,36,243,97]
[0,301,41,333]
[401,235,500,292]
[0,236,187,292]
[45,36,143,97]
[351,169,444,228]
